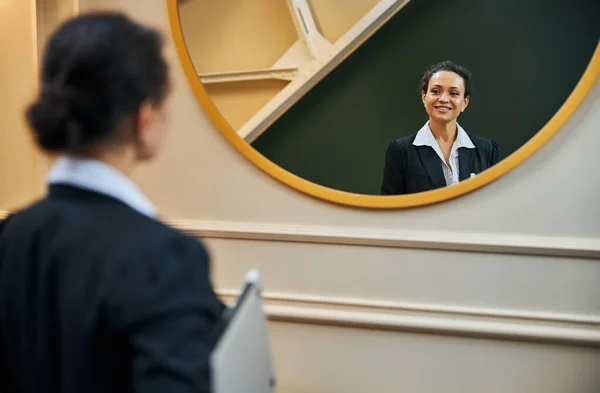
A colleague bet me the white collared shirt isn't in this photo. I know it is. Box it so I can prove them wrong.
[412,122,475,186]
[46,156,156,218]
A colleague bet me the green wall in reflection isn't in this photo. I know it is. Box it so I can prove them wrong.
[251,0,600,195]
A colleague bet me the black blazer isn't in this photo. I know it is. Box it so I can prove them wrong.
[0,185,225,393]
[381,132,501,195]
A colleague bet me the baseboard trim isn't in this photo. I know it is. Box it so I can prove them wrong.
[219,291,600,347]
[171,219,600,259]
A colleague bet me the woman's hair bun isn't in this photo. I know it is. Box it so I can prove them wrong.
[27,85,86,152]
[27,12,169,153]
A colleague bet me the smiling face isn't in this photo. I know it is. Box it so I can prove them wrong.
[422,70,469,124]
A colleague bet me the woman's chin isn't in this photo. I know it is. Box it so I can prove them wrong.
[430,114,457,123]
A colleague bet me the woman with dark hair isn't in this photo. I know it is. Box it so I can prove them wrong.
[0,12,224,393]
[380,61,501,195]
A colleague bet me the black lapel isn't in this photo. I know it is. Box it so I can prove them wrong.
[415,146,446,188]
[458,147,475,181]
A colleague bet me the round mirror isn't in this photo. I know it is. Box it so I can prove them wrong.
[168,0,600,208]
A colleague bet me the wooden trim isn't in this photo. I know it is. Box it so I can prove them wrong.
[219,291,600,347]
[169,219,600,259]
[219,290,600,326]
[167,0,600,209]
[3,212,596,258]
[264,304,600,347]
[218,291,600,347]
[4,204,596,347]
[2,212,597,258]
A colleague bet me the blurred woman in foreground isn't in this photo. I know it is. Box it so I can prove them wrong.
[0,12,223,393]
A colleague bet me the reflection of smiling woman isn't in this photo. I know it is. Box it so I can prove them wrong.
[381,61,501,195]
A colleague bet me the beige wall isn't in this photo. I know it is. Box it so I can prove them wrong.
[12,0,600,391]
[0,0,78,211]
[0,0,44,210]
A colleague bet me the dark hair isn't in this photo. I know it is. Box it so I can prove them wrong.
[420,61,472,98]
[26,12,169,153]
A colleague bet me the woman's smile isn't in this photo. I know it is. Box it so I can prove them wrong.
[434,105,452,113]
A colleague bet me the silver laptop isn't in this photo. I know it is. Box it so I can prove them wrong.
[210,270,275,393]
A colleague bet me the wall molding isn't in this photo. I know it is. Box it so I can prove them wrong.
[3,212,598,259]
[219,291,600,347]
[265,305,600,347]
[219,290,600,326]
[3,208,598,346]
[170,219,600,259]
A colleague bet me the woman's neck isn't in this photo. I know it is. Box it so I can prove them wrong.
[69,145,137,178]
[429,119,457,143]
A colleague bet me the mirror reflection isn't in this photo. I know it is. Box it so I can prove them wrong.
[380,61,501,195]
[177,0,600,196]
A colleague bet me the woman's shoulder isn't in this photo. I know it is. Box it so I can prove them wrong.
[4,196,206,262]
[465,132,499,151]
[464,132,502,164]
[385,132,420,155]
[102,209,208,262]
[389,132,419,147]
[136,218,210,272]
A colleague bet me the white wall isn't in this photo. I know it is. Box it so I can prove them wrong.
[62,1,600,391]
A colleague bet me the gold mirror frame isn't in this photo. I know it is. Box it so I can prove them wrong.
[167,0,600,209]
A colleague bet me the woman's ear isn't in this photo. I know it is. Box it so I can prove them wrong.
[421,91,427,106]
[133,100,155,141]
[461,95,470,112]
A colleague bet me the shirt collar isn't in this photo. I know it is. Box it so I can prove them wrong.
[46,156,156,218]
[413,122,475,149]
